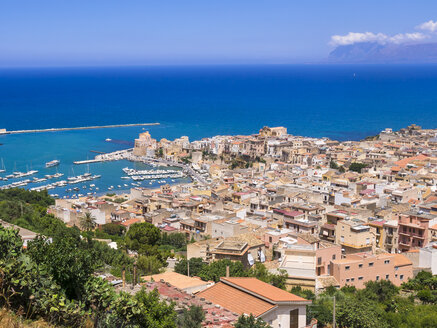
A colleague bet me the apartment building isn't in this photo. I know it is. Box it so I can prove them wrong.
[335,218,376,254]
[398,210,437,252]
[331,253,413,288]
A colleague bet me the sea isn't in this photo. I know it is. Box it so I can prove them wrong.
[0,64,436,197]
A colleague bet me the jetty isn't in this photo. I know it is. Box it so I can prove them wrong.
[0,123,160,135]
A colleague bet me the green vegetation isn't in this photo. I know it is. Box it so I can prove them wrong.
[330,160,339,169]
[79,212,96,231]
[0,225,176,327]
[177,305,205,328]
[175,259,287,289]
[348,162,368,173]
[234,314,271,328]
[306,278,437,328]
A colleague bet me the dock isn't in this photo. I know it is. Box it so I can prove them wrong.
[73,159,104,165]
[0,123,160,135]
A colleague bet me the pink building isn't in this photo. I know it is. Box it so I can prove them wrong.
[331,253,413,289]
[398,210,437,252]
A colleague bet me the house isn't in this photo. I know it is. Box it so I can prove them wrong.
[331,253,413,289]
[197,277,311,328]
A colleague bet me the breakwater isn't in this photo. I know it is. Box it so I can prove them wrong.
[0,123,160,135]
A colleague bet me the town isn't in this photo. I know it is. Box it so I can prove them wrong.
[4,124,437,328]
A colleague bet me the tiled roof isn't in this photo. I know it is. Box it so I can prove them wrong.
[196,281,275,317]
[393,254,413,267]
[221,277,309,303]
[142,271,210,290]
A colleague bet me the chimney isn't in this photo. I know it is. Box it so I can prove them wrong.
[226,265,230,278]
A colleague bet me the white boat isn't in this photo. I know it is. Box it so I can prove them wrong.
[46,160,60,168]
[105,138,112,142]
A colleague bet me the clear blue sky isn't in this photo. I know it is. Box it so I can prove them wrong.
[1,0,436,66]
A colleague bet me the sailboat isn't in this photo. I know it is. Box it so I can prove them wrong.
[0,158,5,173]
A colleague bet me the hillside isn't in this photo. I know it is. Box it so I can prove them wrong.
[328,42,437,63]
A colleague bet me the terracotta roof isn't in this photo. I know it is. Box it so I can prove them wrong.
[121,218,140,227]
[221,277,308,303]
[142,271,210,290]
[197,281,275,317]
[393,254,413,267]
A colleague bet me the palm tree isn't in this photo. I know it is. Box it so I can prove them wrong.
[79,212,96,231]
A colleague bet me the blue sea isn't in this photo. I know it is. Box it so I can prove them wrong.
[0,65,436,196]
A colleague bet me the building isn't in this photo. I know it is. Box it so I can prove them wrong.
[398,210,437,252]
[259,126,288,137]
[278,238,341,291]
[197,277,311,328]
[335,218,376,254]
[418,242,437,275]
[132,131,157,157]
[331,253,413,289]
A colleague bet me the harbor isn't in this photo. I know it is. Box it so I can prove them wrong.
[0,124,205,199]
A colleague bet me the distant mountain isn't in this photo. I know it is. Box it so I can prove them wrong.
[328,42,437,63]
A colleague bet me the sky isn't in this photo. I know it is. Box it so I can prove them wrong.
[1,0,437,67]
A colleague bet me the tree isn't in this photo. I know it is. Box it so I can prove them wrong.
[362,280,398,304]
[336,297,389,328]
[110,288,176,328]
[137,255,165,275]
[339,166,346,173]
[349,162,368,173]
[198,259,247,282]
[102,222,126,237]
[174,258,208,277]
[79,212,96,231]
[125,222,161,252]
[161,232,187,250]
[249,263,288,290]
[177,305,205,328]
[27,236,96,300]
[330,160,339,169]
[234,314,271,328]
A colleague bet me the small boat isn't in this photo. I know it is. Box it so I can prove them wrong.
[46,160,60,168]
[105,138,112,142]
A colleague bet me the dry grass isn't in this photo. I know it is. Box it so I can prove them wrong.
[0,309,54,328]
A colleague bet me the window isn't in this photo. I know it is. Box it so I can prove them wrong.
[376,276,380,281]
[400,275,404,280]
[345,266,350,270]
[332,254,336,260]
[384,260,390,264]
[358,277,363,280]
[366,238,370,245]
[317,257,322,265]
[359,264,363,268]
[351,278,355,282]
[269,237,272,243]
[369,262,374,267]
[346,278,350,282]
[341,236,345,243]
[386,275,389,279]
